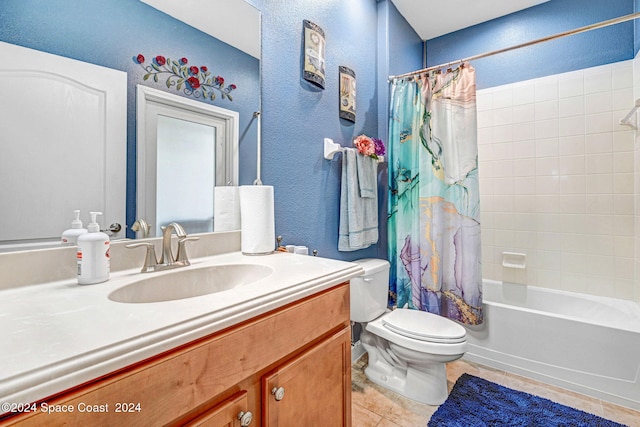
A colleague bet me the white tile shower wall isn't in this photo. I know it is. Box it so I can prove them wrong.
[635,51,640,305]
[477,60,636,301]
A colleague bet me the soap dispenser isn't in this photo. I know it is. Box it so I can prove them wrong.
[77,211,110,285]
[61,210,88,246]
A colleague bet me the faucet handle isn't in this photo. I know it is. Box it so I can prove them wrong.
[176,236,199,265]
[125,242,159,273]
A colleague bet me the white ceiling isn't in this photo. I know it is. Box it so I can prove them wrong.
[140,0,551,58]
[140,0,261,59]
[391,0,551,40]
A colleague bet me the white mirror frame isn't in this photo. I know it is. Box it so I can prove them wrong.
[136,85,239,235]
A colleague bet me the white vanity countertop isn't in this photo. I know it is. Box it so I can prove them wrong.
[0,251,363,405]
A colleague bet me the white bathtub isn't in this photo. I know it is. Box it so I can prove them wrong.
[463,280,640,410]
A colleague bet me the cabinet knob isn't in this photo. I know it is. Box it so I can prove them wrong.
[271,386,285,401]
[237,410,253,426]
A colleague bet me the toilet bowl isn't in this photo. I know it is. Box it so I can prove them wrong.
[351,258,467,405]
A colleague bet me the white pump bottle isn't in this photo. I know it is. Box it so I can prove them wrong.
[77,211,110,285]
[61,210,88,246]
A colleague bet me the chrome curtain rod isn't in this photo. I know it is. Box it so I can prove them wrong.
[389,12,640,81]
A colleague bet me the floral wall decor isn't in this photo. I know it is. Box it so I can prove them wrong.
[302,20,326,89]
[135,54,237,101]
[339,66,356,122]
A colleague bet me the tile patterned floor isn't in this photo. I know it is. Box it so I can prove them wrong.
[352,355,640,427]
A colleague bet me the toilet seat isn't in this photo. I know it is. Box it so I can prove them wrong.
[365,308,467,355]
[382,309,466,344]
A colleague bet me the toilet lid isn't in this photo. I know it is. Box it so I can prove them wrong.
[382,309,466,344]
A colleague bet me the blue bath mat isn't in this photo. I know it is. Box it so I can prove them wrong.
[428,373,627,427]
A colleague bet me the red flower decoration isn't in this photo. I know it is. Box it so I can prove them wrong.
[136,53,234,102]
[187,76,201,89]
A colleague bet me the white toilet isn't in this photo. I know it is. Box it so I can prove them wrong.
[351,258,467,405]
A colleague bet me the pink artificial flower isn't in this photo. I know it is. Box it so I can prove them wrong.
[189,66,199,75]
[180,57,188,64]
[200,66,208,72]
[136,54,145,63]
[353,135,375,156]
[155,55,166,66]
[229,84,237,90]
[215,76,224,86]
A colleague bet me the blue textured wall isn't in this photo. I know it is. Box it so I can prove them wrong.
[426,0,635,89]
[377,0,424,162]
[253,0,380,260]
[0,0,259,237]
[251,0,420,261]
[0,0,418,261]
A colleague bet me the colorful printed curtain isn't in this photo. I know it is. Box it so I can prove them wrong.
[388,63,483,325]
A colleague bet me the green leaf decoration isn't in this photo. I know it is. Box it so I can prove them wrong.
[172,65,179,75]
[154,74,158,83]
[165,77,171,88]
[143,73,151,81]
[151,63,160,71]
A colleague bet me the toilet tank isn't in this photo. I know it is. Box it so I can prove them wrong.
[350,258,390,322]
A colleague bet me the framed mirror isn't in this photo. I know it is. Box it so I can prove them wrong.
[0,0,260,251]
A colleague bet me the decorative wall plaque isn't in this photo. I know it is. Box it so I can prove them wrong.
[339,66,355,122]
[303,20,326,89]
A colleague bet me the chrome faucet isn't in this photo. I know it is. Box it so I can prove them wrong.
[125,222,199,273]
[159,222,187,265]
[131,218,151,238]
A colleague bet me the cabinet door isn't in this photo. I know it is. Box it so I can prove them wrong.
[262,327,351,426]
[184,391,253,427]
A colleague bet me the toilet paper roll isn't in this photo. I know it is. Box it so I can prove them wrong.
[239,185,275,254]
[214,186,241,232]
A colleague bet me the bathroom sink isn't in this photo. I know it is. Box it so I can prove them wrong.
[109,264,273,303]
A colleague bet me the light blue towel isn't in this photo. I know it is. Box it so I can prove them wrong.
[338,148,379,251]
[356,153,377,198]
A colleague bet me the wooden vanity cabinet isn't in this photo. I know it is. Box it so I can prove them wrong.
[1,283,352,427]
[263,328,350,426]
[183,390,251,427]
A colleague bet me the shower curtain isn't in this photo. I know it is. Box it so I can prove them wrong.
[388,63,483,325]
